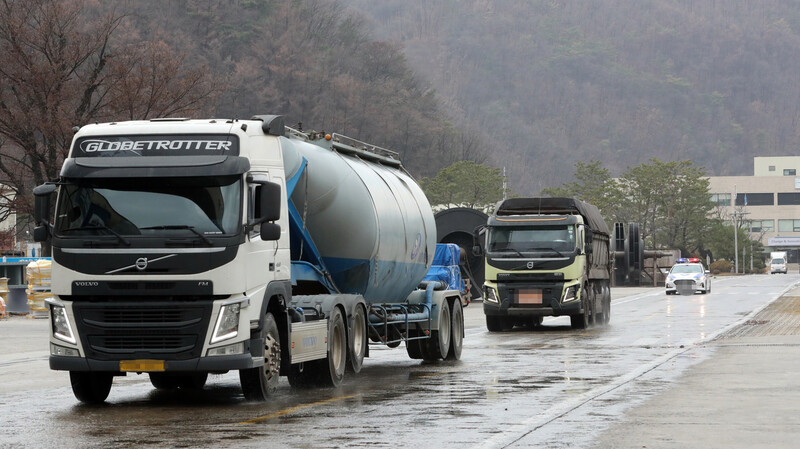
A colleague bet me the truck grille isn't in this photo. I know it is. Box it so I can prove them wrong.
[72,301,212,360]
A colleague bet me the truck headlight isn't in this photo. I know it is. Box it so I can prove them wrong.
[484,286,499,304]
[211,302,241,343]
[50,304,76,345]
[562,285,579,303]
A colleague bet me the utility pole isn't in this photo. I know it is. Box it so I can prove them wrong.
[502,167,508,200]
[734,186,738,274]
[734,213,738,274]
[732,209,750,274]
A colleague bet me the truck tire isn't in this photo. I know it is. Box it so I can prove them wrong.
[70,371,113,404]
[445,299,463,360]
[347,304,367,373]
[240,312,281,400]
[320,307,347,386]
[406,329,424,359]
[422,300,451,361]
[601,289,611,325]
[570,296,590,329]
[486,315,507,332]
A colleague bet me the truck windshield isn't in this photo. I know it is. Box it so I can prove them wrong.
[54,176,241,238]
[488,225,576,254]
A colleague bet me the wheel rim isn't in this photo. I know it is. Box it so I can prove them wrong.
[263,333,280,382]
[452,304,462,352]
[332,320,345,373]
[441,304,451,352]
[353,307,365,360]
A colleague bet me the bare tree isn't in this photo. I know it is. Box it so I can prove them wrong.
[0,0,219,225]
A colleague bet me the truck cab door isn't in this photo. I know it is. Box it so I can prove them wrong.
[247,173,290,287]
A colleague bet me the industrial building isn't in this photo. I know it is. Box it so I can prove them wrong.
[707,156,800,264]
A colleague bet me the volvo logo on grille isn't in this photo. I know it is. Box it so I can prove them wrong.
[106,254,178,274]
[527,261,535,269]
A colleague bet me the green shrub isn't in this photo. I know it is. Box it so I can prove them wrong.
[710,260,731,275]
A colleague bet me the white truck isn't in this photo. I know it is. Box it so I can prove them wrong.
[770,251,788,274]
[33,115,466,403]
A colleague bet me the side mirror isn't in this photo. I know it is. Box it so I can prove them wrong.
[33,183,57,225]
[258,181,281,222]
[260,223,281,241]
[33,226,49,242]
[472,245,483,257]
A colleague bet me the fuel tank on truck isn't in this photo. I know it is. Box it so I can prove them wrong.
[281,135,436,303]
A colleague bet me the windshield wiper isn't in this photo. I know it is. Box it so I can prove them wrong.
[526,247,566,257]
[139,225,213,245]
[61,225,131,246]
[491,247,525,257]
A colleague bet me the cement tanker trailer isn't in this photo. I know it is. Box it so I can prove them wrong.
[33,115,466,403]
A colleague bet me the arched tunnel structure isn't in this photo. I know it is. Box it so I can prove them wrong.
[434,207,488,299]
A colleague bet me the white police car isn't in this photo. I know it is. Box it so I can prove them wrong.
[665,258,711,295]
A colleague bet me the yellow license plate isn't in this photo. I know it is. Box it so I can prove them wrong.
[120,359,165,372]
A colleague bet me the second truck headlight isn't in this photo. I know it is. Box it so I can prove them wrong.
[562,285,579,303]
[484,286,500,304]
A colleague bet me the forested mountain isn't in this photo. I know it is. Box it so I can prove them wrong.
[101,0,462,178]
[342,0,800,194]
[51,0,800,194]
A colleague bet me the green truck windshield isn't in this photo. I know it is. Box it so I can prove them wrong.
[488,225,576,253]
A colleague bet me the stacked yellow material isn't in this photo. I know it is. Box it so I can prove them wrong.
[26,260,51,314]
[0,277,7,319]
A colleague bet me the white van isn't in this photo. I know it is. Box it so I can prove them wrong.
[770,257,787,274]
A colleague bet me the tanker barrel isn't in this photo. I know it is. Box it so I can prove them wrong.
[282,135,436,304]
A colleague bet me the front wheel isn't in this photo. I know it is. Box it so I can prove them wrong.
[240,312,281,400]
[486,315,514,332]
[70,371,113,404]
[486,315,504,332]
[570,296,590,329]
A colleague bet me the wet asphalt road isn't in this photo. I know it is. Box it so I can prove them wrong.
[1,274,797,449]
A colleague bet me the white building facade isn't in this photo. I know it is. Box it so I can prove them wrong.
[707,156,800,263]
